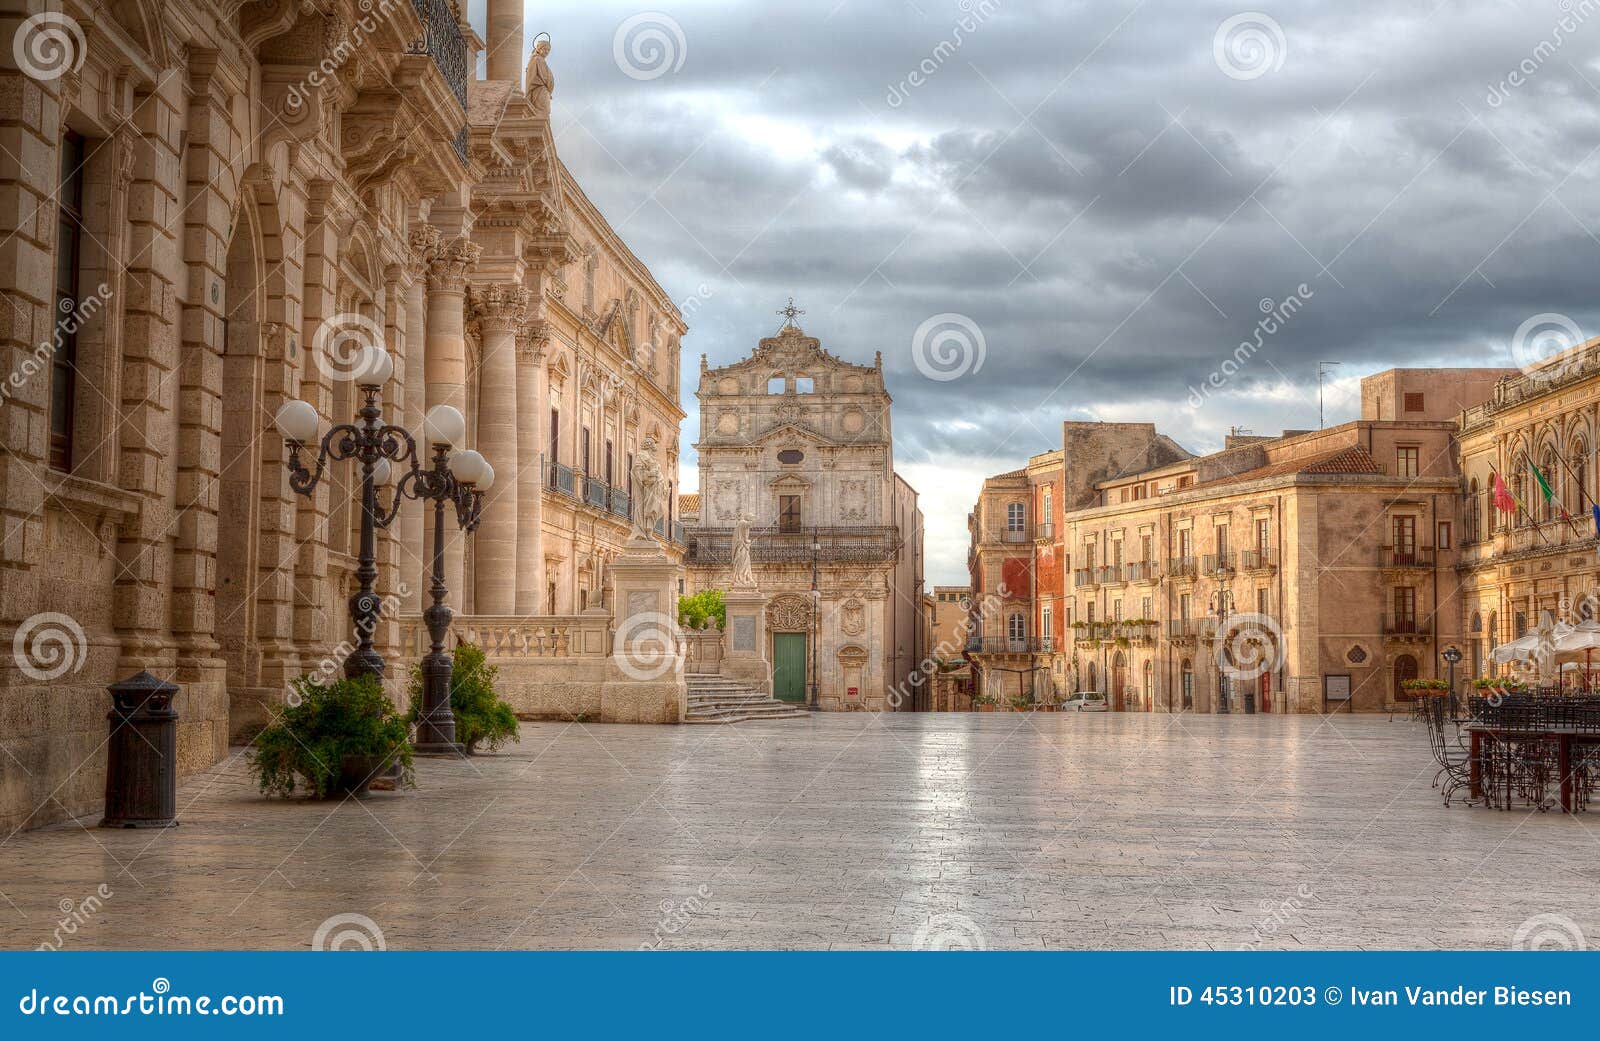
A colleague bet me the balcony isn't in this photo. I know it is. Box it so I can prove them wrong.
[1002,527,1031,544]
[1073,568,1097,589]
[584,476,609,509]
[1202,552,1234,576]
[547,460,576,497]
[1126,561,1160,583]
[1167,618,1213,641]
[1238,548,1276,572]
[685,525,901,565]
[1168,556,1198,579]
[1381,614,1433,641]
[1379,546,1435,569]
[1035,521,1055,542]
[408,0,469,163]
[965,636,1047,655]
[1097,564,1125,585]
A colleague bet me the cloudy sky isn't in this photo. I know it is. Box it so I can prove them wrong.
[483,0,1600,584]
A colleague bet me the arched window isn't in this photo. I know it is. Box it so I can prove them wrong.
[1513,456,1528,528]
[1470,612,1482,633]
[1573,439,1589,513]
[1467,479,1480,542]
[1180,659,1194,710]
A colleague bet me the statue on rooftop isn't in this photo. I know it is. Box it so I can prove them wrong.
[525,34,554,116]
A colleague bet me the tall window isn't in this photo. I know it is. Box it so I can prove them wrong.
[581,427,591,474]
[1467,479,1480,541]
[1007,612,1026,645]
[604,438,614,486]
[1392,515,1416,561]
[1177,528,1192,561]
[1141,533,1154,561]
[1541,447,1558,522]
[1396,445,1420,478]
[1254,517,1269,555]
[1394,586,1417,628]
[779,494,801,533]
[51,132,85,472]
[1574,441,1589,512]
[549,408,560,465]
[1436,521,1451,550]
[1041,605,1053,646]
[1181,660,1194,709]
[1042,487,1053,524]
[1006,502,1025,533]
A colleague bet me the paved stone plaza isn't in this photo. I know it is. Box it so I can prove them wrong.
[1,714,1594,950]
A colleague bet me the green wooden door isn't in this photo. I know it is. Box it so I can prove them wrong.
[772,633,808,703]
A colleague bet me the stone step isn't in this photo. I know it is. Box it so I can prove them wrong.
[687,701,804,716]
[684,708,811,724]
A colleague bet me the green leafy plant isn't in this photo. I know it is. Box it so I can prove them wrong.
[1401,678,1449,692]
[249,674,414,799]
[678,589,726,629]
[407,643,520,755]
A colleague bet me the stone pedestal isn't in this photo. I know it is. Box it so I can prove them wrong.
[721,585,772,696]
[600,535,688,723]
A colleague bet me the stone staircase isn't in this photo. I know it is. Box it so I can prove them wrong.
[685,675,810,724]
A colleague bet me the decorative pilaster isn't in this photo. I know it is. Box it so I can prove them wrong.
[516,321,550,614]
[425,235,480,599]
[470,283,529,615]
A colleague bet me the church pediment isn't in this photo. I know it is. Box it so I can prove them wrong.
[747,421,838,449]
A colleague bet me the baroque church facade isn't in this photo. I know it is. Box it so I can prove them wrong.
[682,316,925,710]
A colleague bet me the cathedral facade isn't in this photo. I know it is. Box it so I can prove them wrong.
[683,317,925,710]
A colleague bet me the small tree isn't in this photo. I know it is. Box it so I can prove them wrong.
[408,643,520,755]
[678,589,726,629]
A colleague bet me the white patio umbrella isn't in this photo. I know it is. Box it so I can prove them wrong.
[1553,619,1600,690]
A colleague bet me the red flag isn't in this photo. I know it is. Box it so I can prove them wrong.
[1493,472,1516,513]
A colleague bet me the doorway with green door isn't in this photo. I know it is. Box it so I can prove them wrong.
[771,632,808,703]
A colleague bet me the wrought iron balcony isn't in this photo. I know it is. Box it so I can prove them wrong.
[1073,568,1097,589]
[1238,548,1276,571]
[965,636,1046,654]
[1167,618,1213,640]
[1381,614,1432,638]
[584,476,609,509]
[1379,546,1435,568]
[1002,526,1031,543]
[684,525,901,565]
[610,489,632,520]
[1097,565,1125,584]
[408,0,469,162]
[1202,552,1233,576]
[1126,561,1160,583]
[547,460,576,497]
[1035,521,1055,542]
[1168,556,1197,579]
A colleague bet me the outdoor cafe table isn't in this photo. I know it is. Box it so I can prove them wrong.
[1463,722,1592,813]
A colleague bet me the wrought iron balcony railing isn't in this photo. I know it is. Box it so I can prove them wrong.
[1097,565,1125,584]
[584,476,609,509]
[1167,618,1214,639]
[1073,568,1096,589]
[684,525,901,565]
[1381,614,1432,637]
[1202,552,1233,576]
[1126,561,1160,583]
[1168,556,1197,579]
[1379,546,1435,568]
[1035,521,1055,542]
[408,0,469,163]
[547,460,576,497]
[1238,548,1276,571]
[965,636,1046,654]
[1002,526,1030,543]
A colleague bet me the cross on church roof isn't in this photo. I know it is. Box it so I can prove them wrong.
[777,297,805,328]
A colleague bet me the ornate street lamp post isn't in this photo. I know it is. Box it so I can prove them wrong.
[273,347,412,681]
[382,405,492,755]
[1213,583,1234,715]
[1442,645,1462,718]
[809,534,820,711]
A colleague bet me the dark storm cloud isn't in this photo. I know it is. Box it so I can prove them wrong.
[524,0,1600,581]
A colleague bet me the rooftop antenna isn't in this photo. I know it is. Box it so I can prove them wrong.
[1318,361,1341,428]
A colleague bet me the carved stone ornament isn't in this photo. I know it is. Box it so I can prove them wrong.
[426,237,482,294]
[471,284,531,332]
[768,595,813,633]
[841,598,865,636]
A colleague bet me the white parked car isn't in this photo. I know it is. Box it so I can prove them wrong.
[1061,691,1108,712]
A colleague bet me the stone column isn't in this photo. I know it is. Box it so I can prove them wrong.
[486,0,525,84]
[722,576,773,696]
[470,284,528,615]
[399,225,438,612]
[515,321,549,615]
[425,236,480,600]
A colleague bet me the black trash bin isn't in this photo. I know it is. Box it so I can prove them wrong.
[100,671,180,829]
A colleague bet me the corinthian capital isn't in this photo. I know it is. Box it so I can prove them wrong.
[407,224,442,277]
[471,283,531,333]
[518,318,552,361]
[426,237,482,294]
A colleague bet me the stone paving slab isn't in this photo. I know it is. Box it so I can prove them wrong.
[0,713,1596,950]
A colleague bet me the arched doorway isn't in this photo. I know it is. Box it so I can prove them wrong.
[1142,660,1153,711]
[1181,658,1194,710]
[1393,653,1418,706]
[1111,650,1127,711]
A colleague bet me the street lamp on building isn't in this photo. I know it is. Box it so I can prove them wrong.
[1212,584,1235,714]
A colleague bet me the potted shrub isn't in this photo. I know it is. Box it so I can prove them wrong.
[1009,695,1033,712]
[407,642,520,755]
[249,675,414,799]
[973,694,998,712]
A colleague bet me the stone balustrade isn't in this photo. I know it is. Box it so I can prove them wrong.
[398,614,611,659]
